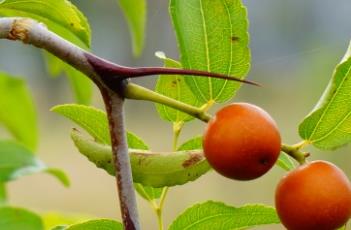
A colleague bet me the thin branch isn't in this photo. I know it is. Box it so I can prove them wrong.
[100,87,140,229]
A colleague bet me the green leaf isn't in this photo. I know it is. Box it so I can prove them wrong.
[276,152,295,171]
[127,132,148,150]
[0,140,69,187]
[65,219,123,230]
[71,130,210,187]
[299,41,351,149]
[52,104,163,199]
[126,130,164,201]
[169,201,280,230]
[52,104,151,152]
[44,53,93,105]
[177,136,202,151]
[0,72,37,151]
[44,168,70,187]
[0,183,6,206]
[155,51,199,123]
[170,0,250,103]
[118,0,146,56]
[52,104,111,144]
[43,212,94,230]
[134,184,163,201]
[65,65,93,105]
[0,0,91,47]
[45,52,63,77]
[0,206,44,230]
[127,134,164,201]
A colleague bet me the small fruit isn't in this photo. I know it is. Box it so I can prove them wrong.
[203,103,281,180]
[275,160,351,230]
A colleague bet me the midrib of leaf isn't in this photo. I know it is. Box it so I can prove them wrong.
[181,213,233,230]
[199,0,212,100]
[306,62,351,142]
[179,211,269,230]
[213,0,232,102]
[135,184,152,200]
[161,100,173,121]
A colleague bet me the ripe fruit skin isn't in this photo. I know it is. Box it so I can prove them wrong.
[275,160,351,230]
[203,103,281,180]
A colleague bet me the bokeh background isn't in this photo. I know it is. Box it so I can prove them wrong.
[1,0,351,229]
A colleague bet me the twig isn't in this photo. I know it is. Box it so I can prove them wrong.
[100,86,140,229]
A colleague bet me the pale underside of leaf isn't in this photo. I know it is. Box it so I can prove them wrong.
[71,130,210,188]
[52,104,162,199]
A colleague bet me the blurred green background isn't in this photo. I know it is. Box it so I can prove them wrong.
[1,0,351,229]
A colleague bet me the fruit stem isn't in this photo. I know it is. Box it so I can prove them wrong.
[281,143,309,165]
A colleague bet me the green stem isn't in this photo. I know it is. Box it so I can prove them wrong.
[124,83,212,122]
[281,143,310,165]
[173,122,184,151]
[158,187,169,211]
[155,187,169,230]
[199,100,215,113]
[155,207,163,230]
[154,122,183,230]
[154,121,184,230]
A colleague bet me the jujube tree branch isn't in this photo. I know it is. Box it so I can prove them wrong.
[0,17,258,230]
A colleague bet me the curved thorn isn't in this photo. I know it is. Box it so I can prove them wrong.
[85,53,260,87]
[127,67,260,86]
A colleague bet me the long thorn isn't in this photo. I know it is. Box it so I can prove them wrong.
[85,53,260,86]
